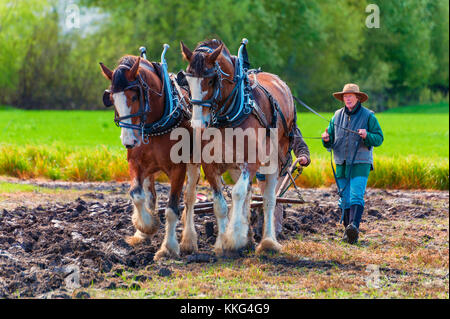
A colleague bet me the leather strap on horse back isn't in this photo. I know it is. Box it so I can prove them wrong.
[251,100,269,129]
[249,76,290,138]
[247,69,294,176]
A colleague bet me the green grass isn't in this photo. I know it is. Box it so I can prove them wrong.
[0,108,121,149]
[382,101,449,114]
[296,102,449,159]
[0,181,65,194]
[0,181,46,193]
[0,102,448,188]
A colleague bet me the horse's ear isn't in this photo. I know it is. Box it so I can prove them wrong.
[127,57,140,81]
[180,41,193,62]
[207,43,223,63]
[99,62,113,80]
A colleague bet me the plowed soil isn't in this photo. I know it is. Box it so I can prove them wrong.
[0,178,448,298]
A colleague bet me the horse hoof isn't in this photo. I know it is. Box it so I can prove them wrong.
[222,232,248,253]
[213,241,226,257]
[180,240,198,255]
[125,235,145,246]
[213,247,224,257]
[154,245,179,261]
[256,238,282,255]
[213,234,226,255]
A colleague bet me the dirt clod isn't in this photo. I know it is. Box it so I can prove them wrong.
[158,267,173,277]
[75,291,90,299]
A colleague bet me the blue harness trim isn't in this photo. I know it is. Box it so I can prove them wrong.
[207,44,254,128]
[141,46,188,137]
[255,172,266,181]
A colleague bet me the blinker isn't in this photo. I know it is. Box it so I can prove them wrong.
[176,71,188,87]
[103,89,113,107]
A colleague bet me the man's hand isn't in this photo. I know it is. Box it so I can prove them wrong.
[298,156,308,166]
[322,128,330,142]
[358,129,367,139]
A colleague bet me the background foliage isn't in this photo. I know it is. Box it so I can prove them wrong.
[0,0,448,111]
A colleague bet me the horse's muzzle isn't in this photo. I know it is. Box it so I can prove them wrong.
[124,140,138,149]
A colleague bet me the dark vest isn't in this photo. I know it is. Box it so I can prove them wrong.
[332,105,374,165]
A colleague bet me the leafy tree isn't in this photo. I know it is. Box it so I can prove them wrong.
[0,0,48,96]
[0,0,448,110]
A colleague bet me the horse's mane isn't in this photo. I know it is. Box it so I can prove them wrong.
[117,55,154,69]
[194,39,223,51]
[189,39,232,76]
[111,55,154,92]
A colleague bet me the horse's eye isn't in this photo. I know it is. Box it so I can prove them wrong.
[208,79,214,86]
[131,95,138,102]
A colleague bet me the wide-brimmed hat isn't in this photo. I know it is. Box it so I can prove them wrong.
[333,83,368,103]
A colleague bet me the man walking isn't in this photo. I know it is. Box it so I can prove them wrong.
[322,84,383,244]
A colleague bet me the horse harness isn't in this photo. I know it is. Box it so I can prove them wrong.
[247,68,290,137]
[180,47,290,136]
[103,61,190,143]
[180,45,293,175]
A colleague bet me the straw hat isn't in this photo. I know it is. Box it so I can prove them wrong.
[333,83,369,103]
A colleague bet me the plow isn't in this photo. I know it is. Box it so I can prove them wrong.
[157,158,306,215]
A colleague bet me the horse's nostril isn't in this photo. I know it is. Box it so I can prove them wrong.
[125,144,134,149]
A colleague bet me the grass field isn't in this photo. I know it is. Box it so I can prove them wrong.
[0,102,448,189]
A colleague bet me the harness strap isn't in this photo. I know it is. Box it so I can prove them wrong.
[254,82,289,137]
[251,101,269,129]
[112,61,188,138]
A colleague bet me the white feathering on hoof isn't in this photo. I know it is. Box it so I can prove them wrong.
[256,238,282,254]
[222,169,250,253]
[130,178,160,237]
[180,164,199,255]
[256,171,282,254]
[155,207,180,260]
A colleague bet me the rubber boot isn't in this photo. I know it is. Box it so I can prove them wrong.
[342,208,350,228]
[344,205,364,244]
[341,208,351,242]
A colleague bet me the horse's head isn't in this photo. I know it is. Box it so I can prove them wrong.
[180,39,235,129]
[100,55,162,149]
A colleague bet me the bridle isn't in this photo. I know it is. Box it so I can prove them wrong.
[182,47,232,111]
[103,64,160,144]
[183,44,254,127]
[103,46,189,142]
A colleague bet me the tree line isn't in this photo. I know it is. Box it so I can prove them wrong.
[0,0,448,111]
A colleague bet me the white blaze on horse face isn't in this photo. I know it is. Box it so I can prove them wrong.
[191,105,205,129]
[112,92,139,147]
[186,77,210,128]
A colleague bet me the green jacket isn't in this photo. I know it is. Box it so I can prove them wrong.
[322,104,384,178]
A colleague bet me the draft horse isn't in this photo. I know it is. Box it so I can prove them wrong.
[99,46,200,260]
[180,39,297,255]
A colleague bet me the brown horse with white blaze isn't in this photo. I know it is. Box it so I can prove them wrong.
[99,54,200,260]
[180,39,296,255]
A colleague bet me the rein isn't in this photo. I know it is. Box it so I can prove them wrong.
[293,95,360,136]
[292,95,363,214]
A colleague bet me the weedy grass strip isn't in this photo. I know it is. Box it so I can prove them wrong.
[0,144,447,189]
